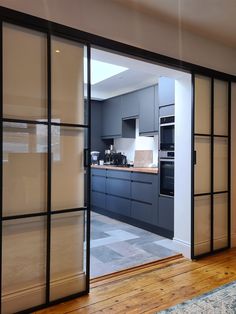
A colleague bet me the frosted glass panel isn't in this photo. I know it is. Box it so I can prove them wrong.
[51,37,85,124]
[194,196,211,256]
[195,76,211,134]
[214,80,228,136]
[3,23,47,120]
[194,136,211,194]
[2,217,46,314]
[3,122,47,216]
[51,126,85,210]
[214,137,228,192]
[50,212,86,301]
[213,193,228,250]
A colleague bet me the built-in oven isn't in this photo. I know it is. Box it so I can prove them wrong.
[159,115,175,151]
[159,157,174,197]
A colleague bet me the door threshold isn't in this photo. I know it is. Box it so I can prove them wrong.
[90,253,183,287]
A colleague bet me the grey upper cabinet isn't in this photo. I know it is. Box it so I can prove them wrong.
[121,90,139,119]
[159,104,175,117]
[158,77,175,107]
[139,86,158,135]
[101,85,159,138]
[101,96,122,138]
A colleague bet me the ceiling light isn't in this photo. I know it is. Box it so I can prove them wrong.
[55,49,60,53]
[84,59,128,85]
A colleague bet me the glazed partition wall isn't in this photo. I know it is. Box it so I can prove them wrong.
[1,23,90,313]
[192,74,231,258]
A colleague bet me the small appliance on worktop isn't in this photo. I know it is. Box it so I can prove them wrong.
[91,151,100,165]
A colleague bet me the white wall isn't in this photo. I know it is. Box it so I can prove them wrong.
[231,83,236,247]
[174,75,192,258]
[114,119,158,165]
[0,0,235,75]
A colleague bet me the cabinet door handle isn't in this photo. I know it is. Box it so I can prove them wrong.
[84,148,90,168]
[193,150,197,165]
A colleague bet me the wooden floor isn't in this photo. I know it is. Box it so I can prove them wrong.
[36,249,236,314]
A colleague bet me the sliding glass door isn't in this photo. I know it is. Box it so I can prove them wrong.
[1,23,90,313]
[192,74,230,258]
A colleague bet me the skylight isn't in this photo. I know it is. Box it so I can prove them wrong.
[84,59,128,85]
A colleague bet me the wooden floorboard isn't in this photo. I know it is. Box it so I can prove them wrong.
[35,248,236,314]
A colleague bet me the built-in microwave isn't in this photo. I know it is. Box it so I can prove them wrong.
[159,158,174,197]
[159,115,175,151]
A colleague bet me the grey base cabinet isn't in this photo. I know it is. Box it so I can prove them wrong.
[158,196,174,233]
[106,195,131,217]
[131,201,156,225]
[91,168,174,239]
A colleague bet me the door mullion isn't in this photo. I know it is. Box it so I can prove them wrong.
[86,43,91,292]
[46,32,52,304]
[227,82,231,248]
[210,77,214,253]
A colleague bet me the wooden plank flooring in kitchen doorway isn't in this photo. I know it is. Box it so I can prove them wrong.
[35,249,236,314]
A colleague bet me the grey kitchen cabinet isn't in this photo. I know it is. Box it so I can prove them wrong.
[91,168,107,214]
[159,104,175,117]
[91,191,106,209]
[131,181,153,204]
[139,86,158,135]
[131,201,156,225]
[101,95,122,138]
[158,77,175,107]
[91,168,106,177]
[106,195,131,217]
[91,175,106,193]
[121,90,139,119]
[106,169,131,180]
[91,168,173,238]
[100,85,159,139]
[106,177,131,199]
[131,172,158,225]
[158,196,174,232]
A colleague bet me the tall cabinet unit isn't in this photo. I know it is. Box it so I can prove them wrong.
[192,75,230,258]
[1,23,90,313]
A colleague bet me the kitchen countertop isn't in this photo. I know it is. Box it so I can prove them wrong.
[91,165,158,174]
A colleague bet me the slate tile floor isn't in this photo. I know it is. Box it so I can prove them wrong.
[90,212,180,278]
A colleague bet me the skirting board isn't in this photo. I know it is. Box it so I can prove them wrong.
[231,232,236,247]
[2,272,86,314]
[193,236,228,256]
[172,237,191,259]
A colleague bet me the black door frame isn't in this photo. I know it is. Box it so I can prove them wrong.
[0,5,236,314]
[191,73,231,259]
[0,7,92,314]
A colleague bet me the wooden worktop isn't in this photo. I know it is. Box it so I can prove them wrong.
[91,165,158,174]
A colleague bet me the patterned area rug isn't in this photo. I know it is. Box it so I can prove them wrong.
[158,281,236,313]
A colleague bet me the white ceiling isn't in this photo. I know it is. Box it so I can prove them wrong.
[113,0,236,48]
[90,48,186,100]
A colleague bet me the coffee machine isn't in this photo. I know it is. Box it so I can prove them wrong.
[111,152,127,166]
[104,145,115,165]
[104,150,112,164]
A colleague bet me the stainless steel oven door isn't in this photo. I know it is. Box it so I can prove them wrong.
[160,123,175,151]
[159,158,174,197]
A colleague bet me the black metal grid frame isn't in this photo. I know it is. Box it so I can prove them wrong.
[0,4,235,314]
[0,12,91,314]
[191,73,231,259]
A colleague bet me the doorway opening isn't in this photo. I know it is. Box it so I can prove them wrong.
[88,47,191,278]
